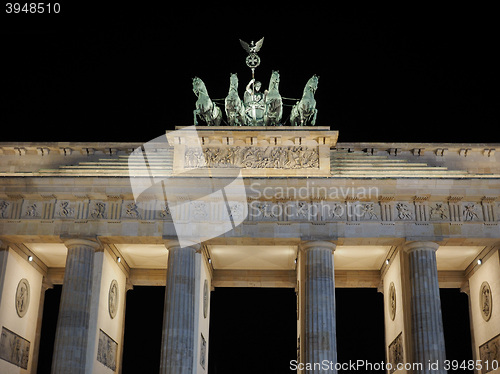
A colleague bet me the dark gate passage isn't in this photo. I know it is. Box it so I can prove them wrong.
[122,286,165,373]
[336,288,386,372]
[208,287,297,374]
[36,285,475,374]
[37,285,62,374]
[440,289,474,374]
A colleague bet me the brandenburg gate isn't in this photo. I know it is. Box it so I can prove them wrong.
[1,39,500,374]
[0,125,500,373]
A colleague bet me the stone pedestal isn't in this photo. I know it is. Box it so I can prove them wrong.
[301,240,337,373]
[51,238,100,374]
[160,240,199,374]
[404,241,447,374]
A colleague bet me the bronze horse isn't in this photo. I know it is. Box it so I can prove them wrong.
[290,75,319,126]
[193,77,222,126]
[225,73,247,126]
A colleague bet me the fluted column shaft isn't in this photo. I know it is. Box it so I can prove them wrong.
[160,240,198,374]
[51,238,100,374]
[404,241,447,374]
[302,241,337,374]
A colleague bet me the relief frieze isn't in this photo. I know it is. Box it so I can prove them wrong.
[479,333,500,374]
[96,329,117,371]
[0,198,497,225]
[184,146,320,169]
[0,327,30,369]
[388,332,404,374]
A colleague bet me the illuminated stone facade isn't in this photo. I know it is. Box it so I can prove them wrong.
[0,126,499,373]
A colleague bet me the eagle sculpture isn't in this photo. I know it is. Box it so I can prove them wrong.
[239,37,264,54]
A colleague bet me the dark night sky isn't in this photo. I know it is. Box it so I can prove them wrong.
[1,4,490,373]
[1,4,499,143]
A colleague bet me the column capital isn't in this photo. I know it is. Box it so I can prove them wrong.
[42,277,54,292]
[163,238,201,252]
[299,240,336,253]
[61,237,101,251]
[403,240,440,254]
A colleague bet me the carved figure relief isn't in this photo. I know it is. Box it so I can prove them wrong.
[389,282,396,321]
[297,336,301,364]
[124,202,140,218]
[108,280,119,319]
[0,201,10,218]
[480,281,492,322]
[430,203,448,220]
[396,203,412,220]
[158,203,171,219]
[296,202,309,218]
[359,202,378,220]
[463,203,480,221]
[24,203,39,218]
[184,146,319,169]
[251,201,278,220]
[0,327,30,369]
[56,201,74,218]
[15,278,30,318]
[228,203,244,221]
[200,333,207,369]
[479,333,500,374]
[90,202,106,219]
[97,329,117,371]
[329,203,344,219]
[388,333,404,374]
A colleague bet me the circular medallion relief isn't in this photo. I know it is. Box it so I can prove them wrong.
[15,278,30,318]
[203,279,209,319]
[108,279,119,319]
[480,281,492,322]
[389,282,396,321]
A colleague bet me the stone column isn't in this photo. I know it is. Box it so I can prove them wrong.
[160,240,199,374]
[403,241,447,374]
[51,238,100,374]
[301,240,337,373]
